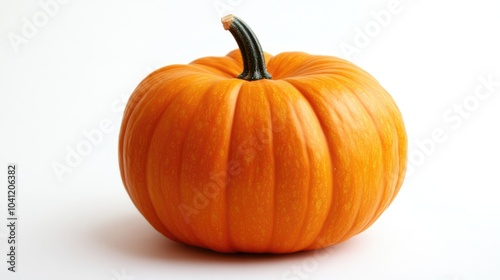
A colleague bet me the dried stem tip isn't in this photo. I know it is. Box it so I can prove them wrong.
[221,14,234,30]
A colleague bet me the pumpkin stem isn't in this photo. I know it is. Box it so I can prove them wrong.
[222,14,272,81]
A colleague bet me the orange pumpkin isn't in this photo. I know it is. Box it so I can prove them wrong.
[119,15,407,253]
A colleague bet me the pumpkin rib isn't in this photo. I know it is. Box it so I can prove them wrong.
[263,80,325,252]
[260,86,276,252]
[280,79,335,250]
[170,79,243,250]
[285,97,311,251]
[224,85,247,252]
[120,73,168,193]
[345,87,386,237]
[139,83,193,244]
[271,89,306,252]
[144,76,216,247]
[353,80,404,222]
[333,73,403,236]
[333,75,405,235]
[286,73,384,246]
[393,118,408,195]
[229,82,279,252]
[374,104,401,212]
[360,130,400,233]
[328,74,388,240]
[223,81,244,252]
[361,131,403,232]
[386,100,407,196]
[174,94,208,249]
[121,73,199,242]
[282,80,337,252]
[394,136,407,197]
[202,79,243,251]
[279,80,329,250]
[364,106,406,229]
[174,81,237,250]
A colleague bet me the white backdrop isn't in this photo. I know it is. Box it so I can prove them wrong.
[1,0,500,279]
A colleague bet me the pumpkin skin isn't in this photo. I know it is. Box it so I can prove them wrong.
[119,16,407,253]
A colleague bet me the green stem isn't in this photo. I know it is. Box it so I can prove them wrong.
[222,15,272,81]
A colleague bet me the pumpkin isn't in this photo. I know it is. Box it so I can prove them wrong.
[119,15,407,253]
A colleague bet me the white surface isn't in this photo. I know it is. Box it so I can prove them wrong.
[1,0,500,279]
